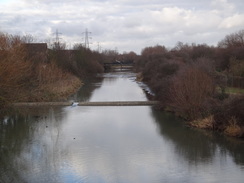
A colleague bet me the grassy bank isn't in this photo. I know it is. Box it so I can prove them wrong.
[0,33,103,111]
[189,96,244,137]
[190,116,243,137]
[28,76,83,102]
[217,86,244,95]
[226,87,244,95]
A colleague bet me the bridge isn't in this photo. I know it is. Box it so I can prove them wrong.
[13,101,159,107]
[103,61,134,70]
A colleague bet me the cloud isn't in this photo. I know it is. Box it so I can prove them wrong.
[0,0,244,53]
[211,0,235,13]
[219,14,244,29]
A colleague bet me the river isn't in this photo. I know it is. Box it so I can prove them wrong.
[0,70,244,183]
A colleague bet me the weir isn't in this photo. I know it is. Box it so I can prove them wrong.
[13,101,159,107]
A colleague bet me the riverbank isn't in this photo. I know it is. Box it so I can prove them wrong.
[188,96,244,138]
[136,72,244,138]
[0,75,82,116]
[0,33,104,113]
[133,35,244,139]
[28,76,83,102]
[189,115,243,138]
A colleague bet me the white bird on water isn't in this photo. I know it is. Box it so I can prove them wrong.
[71,102,79,107]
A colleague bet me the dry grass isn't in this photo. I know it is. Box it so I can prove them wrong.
[0,34,32,103]
[224,117,243,137]
[38,76,82,101]
[136,72,143,82]
[189,115,214,129]
[0,33,83,104]
[34,62,83,101]
[190,115,244,138]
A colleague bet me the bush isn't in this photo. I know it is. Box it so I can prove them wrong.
[213,97,244,130]
[168,65,216,120]
[0,33,32,102]
[0,33,85,104]
[0,96,7,108]
[52,48,103,78]
[224,117,243,137]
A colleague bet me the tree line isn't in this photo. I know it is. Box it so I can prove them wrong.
[1,29,243,137]
[0,31,137,109]
[0,33,107,109]
[134,29,244,137]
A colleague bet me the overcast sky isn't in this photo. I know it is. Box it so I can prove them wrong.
[0,0,244,53]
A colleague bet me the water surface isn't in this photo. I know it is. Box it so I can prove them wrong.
[0,70,244,183]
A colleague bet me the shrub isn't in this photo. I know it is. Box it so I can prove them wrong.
[0,33,32,102]
[224,117,243,137]
[213,97,244,131]
[168,65,216,120]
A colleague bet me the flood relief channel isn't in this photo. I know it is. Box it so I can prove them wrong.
[1,70,244,183]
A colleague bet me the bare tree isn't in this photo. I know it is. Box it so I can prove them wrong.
[218,29,244,48]
[169,64,215,120]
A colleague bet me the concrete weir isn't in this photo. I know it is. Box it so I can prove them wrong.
[13,101,160,107]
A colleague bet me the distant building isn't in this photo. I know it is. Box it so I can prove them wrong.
[23,43,48,63]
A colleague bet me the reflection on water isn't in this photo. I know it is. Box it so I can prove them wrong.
[153,110,217,164]
[70,71,148,102]
[1,71,244,183]
[0,107,67,182]
[153,110,244,166]
[69,76,104,102]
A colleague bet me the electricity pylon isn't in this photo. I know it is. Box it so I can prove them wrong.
[97,42,102,52]
[53,29,62,50]
[83,28,92,48]
[55,29,62,44]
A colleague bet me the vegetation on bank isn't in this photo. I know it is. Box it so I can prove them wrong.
[134,29,244,138]
[0,31,137,112]
[0,33,104,111]
[225,87,244,95]
[1,29,243,138]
